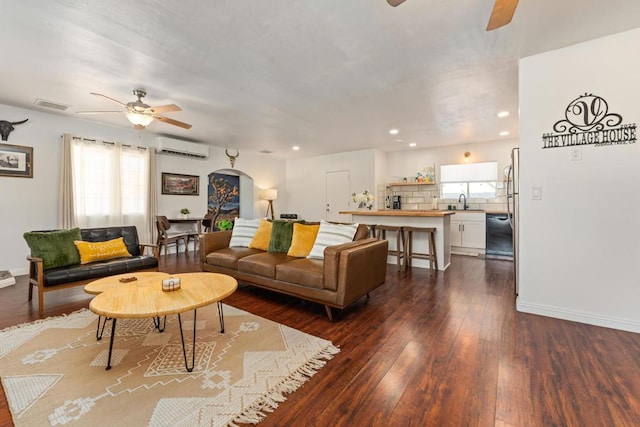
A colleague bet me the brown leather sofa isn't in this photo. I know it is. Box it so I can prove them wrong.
[199,224,389,320]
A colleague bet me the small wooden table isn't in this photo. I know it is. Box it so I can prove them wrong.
[86,272,238,371]
[167,217,205,234]
[167,218,205,253]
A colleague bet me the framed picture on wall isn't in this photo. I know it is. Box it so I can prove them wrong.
[207,172,240,229]
[161,172,199,196]
[0,143,33,178]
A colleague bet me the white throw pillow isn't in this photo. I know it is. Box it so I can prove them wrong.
[229,218,262,248]
[307,220,359,259]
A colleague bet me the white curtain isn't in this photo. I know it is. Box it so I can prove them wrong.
[59,135,155,243]
[58,133,75,228]
[147,147,158,244]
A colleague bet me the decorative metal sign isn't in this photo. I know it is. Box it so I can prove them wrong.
[542,93,636,149]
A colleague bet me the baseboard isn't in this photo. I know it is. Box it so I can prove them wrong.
[517,299,640,334]
[451,246,484,257]
[10,267,28,276]
[451,251,479,257]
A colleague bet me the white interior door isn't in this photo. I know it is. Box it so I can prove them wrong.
[325,170,351,222]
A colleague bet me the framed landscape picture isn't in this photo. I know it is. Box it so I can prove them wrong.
[0,143,33,178]
[207,172,240,229]
[161,172,199,196]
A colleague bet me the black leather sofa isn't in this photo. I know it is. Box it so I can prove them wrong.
[26,226,159,317]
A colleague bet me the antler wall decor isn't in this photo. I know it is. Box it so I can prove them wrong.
[225,148,239,168]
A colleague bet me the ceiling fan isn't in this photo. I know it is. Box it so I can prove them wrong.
[386,0,519,31]
[77,89,192,130]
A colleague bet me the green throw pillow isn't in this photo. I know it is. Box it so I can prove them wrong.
[23,228,82,270]
[267,220,303,253]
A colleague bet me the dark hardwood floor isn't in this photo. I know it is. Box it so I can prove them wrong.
[2,253,640,426]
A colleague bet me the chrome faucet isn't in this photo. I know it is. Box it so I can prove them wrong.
[458,193,468,210]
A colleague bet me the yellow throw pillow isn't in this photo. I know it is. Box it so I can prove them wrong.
[74,237,132,264]
[248,219,273,251]
[287,223,320,257]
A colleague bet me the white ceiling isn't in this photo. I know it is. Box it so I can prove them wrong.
[2,0,640,159]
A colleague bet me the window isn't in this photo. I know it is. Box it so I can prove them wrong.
[120,152,148,215]
[71,138,150,230]
[440,161,498,199]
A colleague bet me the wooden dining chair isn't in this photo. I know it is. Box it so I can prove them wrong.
[201,213,213,233]
[155,215,188,256]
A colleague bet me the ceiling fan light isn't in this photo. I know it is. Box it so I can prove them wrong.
[126,112,153,126]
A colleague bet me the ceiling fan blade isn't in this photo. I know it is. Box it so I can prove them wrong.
[486,0,519,31]
[147,104,182,113]
[90,92,127,106]
[76,110,123,114]
[153,115,192,129]
[387,0,407,6]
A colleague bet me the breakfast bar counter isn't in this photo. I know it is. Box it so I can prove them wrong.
[339,210,455,271]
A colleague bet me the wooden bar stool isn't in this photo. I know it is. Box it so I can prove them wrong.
[362,224,377,238]
[403,226,437,274]
[375,225,405,271]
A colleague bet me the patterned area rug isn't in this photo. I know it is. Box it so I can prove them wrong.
[0,306,339,426]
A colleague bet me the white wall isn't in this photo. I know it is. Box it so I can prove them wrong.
[284,142,515,219]
[386,139,516,210]
[518,28,640,332]
[156,149,285,220]
[386,139,516,184]
[374,149,389,209]
[285,149,376,220]
[0,104,285,275]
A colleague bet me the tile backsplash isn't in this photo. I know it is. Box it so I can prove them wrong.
[377,183,508,212]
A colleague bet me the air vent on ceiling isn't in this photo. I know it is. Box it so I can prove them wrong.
[156,137,209,159]
[34,98,70,111]
[259,150,274,154]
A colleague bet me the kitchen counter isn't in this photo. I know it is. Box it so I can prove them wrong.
[340,210,453,271]
[339,210,455,217]
[340,209,508,216]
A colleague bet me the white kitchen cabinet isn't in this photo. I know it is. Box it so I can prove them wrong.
[450,212,486,250]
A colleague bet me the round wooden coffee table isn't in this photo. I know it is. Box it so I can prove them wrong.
[87,272,237,371]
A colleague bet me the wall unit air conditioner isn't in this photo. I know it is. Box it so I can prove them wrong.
[156,137,209,159]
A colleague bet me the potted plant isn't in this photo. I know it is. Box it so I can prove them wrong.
[180,208,190,219]
[216,219,233,231]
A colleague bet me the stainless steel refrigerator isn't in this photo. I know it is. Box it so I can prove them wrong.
[506,147,519,295]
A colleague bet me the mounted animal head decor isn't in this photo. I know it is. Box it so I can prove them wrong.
[225,148,239,168]
[0,119,28,141]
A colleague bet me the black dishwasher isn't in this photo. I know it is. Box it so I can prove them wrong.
[485,214,513,259]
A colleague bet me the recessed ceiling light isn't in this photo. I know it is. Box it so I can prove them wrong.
[499,131,510,136]
[389,129,399,135]
[409,142,417,147]
[497,111,509,118]
[292,146,300,151]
